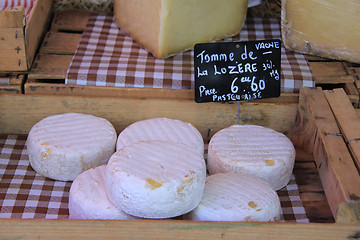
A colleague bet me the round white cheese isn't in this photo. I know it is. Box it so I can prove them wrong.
[69,165,138,220]
[185,173,281,222]
[107,140,206,219]
[26,113,117,181]
[207,125,296,190]
[116,118,204,155]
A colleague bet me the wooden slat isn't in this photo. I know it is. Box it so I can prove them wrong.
[0,27,27,72]
[0,84,21,94]
[0,5,25,28]
[291,87,360,222]
[8,74,25,85]
[24,82,299,103]
[28,54,73,80]
[24,0,53,69]
[51,10,90,32]
[0,94,297,140]
[39,31,82,55]
[0,219,359,240]
[309,62,354,85]
[324,88,360,170]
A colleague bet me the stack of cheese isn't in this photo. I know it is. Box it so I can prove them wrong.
[27,114,295,221]
[70,117,207,219]
[185,124,295,221]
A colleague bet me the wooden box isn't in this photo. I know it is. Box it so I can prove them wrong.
[0,87,359,239]
[0,0,53,72]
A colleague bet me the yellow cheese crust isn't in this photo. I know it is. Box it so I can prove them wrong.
[281,0,360,63]
[114,0,249,58]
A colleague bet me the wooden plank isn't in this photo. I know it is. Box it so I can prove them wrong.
[0,219,359,240]
[0,94,297,139]
[24,0,53,69]
[315,75,355,85]
[39,32,82,54]
[309,62,354,85]
[24,82,299,103]
[28,54,73,80]
[324,88,360,170]
[8,74,25,85]
[51,10,90,32]
[309,62,347,78]
[0,27,27,71]
[344,82,359,96]
[0,5,25,28]
[291,87,360,222]
[24,83,196,100]
[0,84,21,94]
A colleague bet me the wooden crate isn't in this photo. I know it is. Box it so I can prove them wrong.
[0,87,359,239]
[0,0,53,72]
[306,56,360,108]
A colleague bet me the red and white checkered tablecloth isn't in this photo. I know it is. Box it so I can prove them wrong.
[0,0,36,21]
[0,134,309,222]
[0,77,9,85]
[65,14,314,93]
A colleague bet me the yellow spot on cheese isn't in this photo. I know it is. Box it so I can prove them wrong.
[146,178,163,190]
[40,148,52,158]
[177,178,194,194]
[248,201,258,209]
[265,160,275,166]
[177,186,185,194]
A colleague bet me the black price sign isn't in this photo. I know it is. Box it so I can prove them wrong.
[194,39,281,103]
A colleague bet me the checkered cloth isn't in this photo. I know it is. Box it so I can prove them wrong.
[65,14,314,93]
[0,0,36,21]
[0,134,309,222]
[0,77,9,85]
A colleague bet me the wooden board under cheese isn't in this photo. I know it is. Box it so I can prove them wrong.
[281,0,360,64]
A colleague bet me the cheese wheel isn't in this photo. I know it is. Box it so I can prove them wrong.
[185,173,281,221]
[207,125,295,190]
[107,140,206,219]
[26,113,117,181]
[116,118,204,155]
[69,165,138,220]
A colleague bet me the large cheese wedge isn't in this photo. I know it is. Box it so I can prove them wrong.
[26,113,117,181]
[116,118,204,155]
[69,165,138,220]
[113,0,250,58]
[185,173,281,222]
[106,140,206,219]
[281,0,360,63]
[207,125,295,190]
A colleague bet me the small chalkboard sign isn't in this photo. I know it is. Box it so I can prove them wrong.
[194,39,281,103]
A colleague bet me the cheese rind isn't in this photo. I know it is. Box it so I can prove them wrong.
[26,113,117,181]
[107,140,206,219]
[69,165,138,220]
[185,173,281,221]
[116,118,204,155]
[207,125,295,190]
[281,0,360,63]
[114,0,249,58]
